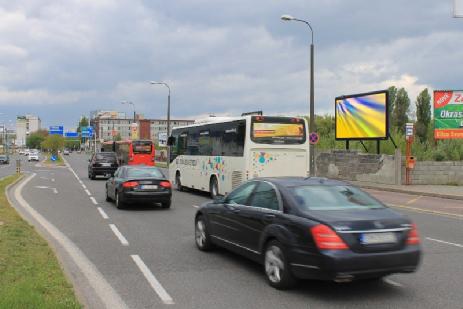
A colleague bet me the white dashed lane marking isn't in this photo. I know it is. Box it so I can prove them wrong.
[97,207,109,219]
[109,224,129,246]
[131,255,174,305]
[90,197,98,205]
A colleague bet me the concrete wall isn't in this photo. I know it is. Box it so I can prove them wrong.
[405,161,463,185]
[315,150,400,185]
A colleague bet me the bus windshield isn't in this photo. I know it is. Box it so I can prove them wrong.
[132,140,152,154]
[251,116,306,144]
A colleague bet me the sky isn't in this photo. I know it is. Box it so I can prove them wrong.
[0,0,462,130]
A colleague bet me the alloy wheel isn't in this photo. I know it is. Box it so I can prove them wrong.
[195,220,206,248]
[265,245,284,284]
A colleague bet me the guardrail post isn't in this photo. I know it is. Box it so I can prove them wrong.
[16,159,21,174]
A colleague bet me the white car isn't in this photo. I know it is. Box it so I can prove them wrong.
[28,152,39,162]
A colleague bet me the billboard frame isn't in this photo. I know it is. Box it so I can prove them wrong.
[335,89,389,141]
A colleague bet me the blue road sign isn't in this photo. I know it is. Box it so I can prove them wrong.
[49,125,64,135]
[50,155,57,161]
[81,126,93,138]
[65,132,79,138]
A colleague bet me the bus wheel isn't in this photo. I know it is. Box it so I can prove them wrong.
[175,172,183,191]
[210,177,219,199]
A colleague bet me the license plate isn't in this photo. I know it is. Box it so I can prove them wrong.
[360,232,397,245]
[141,185,158,190]
[101,163,111,167]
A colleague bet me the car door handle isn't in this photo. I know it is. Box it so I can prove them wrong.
[263,214,275,222]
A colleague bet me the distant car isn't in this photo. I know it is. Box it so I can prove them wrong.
[63,149,70,155]
[88,152,119,180]
[194,177,421,290]
[28,152,39,162]
[105,165,172,209]
[0,155,9,164]
[19,150,25,155]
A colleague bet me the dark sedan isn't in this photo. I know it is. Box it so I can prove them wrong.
[105,165,172,209]
[88,152,118,179]
[194,177,421,289]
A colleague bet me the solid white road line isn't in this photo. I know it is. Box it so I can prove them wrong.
[90,197,98,205]
[97,207,109,219]
[192,205,199,208]
[11,174,128,309]
[383,277,403,288]
[131,255,175,305]
[426,237,463,248]
[82,184,87,189]
[109,224,129,246]
[84,189,91,196]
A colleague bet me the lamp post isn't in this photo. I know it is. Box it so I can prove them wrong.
[150,81,171,168]
[281,14,315,177]
[121,101,136,122]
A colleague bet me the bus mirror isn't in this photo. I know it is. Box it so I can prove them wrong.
[167,136,175,146]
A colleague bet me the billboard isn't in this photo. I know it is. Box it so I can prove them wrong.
[434,90,463,139]
[335,90,388,140]
[252,123,304,138]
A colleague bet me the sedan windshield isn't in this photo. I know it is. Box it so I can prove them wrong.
[127,168,163,178]
[291,185,384,210]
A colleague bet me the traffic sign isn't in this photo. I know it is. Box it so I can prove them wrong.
[405,123,414,137]
[65,132,79,138]
[309,132,319,145]
[81,126,93,138]
[49,125,64,135]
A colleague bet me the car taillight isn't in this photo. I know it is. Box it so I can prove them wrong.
[122,181,139,188]
[311,224,348,250]
[160,181,171,189]
[406,223,420,245]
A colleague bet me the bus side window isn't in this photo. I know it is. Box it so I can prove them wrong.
[199,130,211,156]
[187,128,199,155]
[177,132,188,156]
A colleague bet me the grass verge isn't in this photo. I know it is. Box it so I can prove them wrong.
[0,174,81,308]
[43,152,65,166]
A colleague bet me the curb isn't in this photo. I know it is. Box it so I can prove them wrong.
[357,184,463,201]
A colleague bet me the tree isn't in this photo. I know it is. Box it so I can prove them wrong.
[26,129,48,149]
[415,88,432,143]
[77,116,89,133]
[41,135,65,156]
[392,88,410,133]
[387,86,397,126]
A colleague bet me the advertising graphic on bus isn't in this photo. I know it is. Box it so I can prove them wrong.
[102,140,155,166]
[169,115,310,197]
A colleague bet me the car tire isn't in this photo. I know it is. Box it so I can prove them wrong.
[91,172,96,180]
[175,172,183,191]
[195,215,214,251]
[161,200,171,209]
[264,240,297,290]
[115,192,125,209]
[209,176,219,199]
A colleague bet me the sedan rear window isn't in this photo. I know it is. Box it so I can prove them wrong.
[127,168,164,178]
[96,153,116,161]
[291,185,384,210]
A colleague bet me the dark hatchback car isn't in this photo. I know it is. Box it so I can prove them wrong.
[88,152,118,179]
[194,177,421,289]
[0,155,9,164]
[105,165,172,209]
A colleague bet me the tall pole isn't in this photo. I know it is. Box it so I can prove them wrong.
[281,15,315,176]
[150,81,171,169]
[309,42,315,176]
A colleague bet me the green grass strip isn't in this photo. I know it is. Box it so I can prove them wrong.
[0,175,81,309]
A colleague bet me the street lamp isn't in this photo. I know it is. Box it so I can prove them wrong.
[281,14,315,176]
[121,101,136,122]
[150,81,171,167]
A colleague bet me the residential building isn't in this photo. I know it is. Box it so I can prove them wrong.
[15,116,27,146]
[15,114,41,147]
[90,111,194,143]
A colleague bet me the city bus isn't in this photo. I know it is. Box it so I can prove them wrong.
[102,140,155,166]
[168,115,310,198]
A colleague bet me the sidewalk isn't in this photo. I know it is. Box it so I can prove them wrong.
[352,181,463,201]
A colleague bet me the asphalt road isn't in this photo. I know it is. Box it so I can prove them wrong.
[7,153,463,309]
[0,154,22,178]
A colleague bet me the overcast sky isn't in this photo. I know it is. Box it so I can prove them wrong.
[0,0,462,130]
